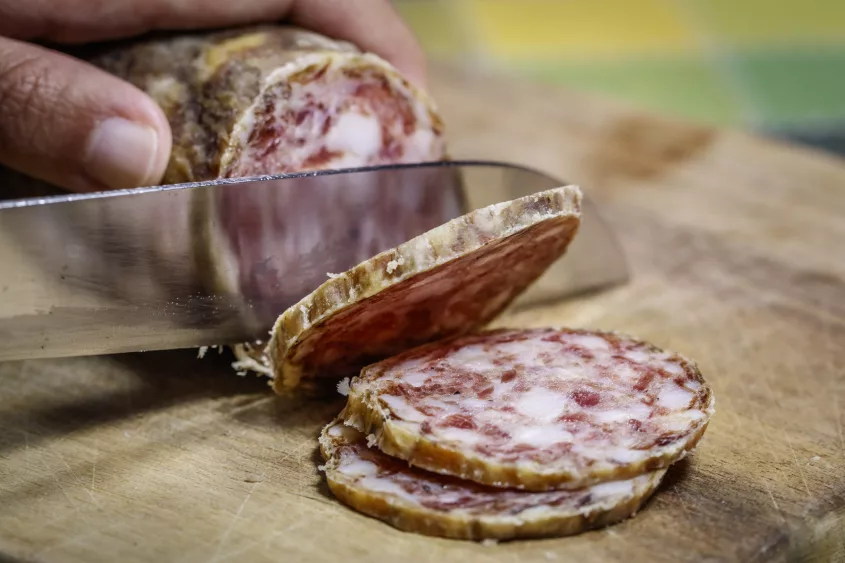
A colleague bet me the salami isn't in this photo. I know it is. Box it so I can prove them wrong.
[319,419,666,541]
[72,25,457,364]
[91,25,446,183]
[266,185,582,393]
[343,327,714,491]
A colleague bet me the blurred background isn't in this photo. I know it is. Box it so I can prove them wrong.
[394,0,845,156]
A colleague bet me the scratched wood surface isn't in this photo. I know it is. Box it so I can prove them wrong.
[1,64,845,563]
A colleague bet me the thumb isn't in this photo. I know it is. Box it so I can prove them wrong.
[0,36,171,192]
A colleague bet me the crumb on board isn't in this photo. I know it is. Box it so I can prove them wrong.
[197,345,222,359]
[481,539,499,547]
[231,343,273,377]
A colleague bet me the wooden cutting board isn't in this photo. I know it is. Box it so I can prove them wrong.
[2,64,844,563]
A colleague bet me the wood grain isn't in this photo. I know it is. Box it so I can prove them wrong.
[1,63,844,562]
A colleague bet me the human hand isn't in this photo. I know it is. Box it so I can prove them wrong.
[0,0,426,192]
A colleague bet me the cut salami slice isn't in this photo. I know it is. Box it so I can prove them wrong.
[319,419,666,541]
[266,186,582,393]
[208,166,467,377]
[344,328,714,491]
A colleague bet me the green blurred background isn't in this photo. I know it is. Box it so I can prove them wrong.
[395,0,845,156]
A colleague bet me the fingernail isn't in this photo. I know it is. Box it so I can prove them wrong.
[84,117,159,190]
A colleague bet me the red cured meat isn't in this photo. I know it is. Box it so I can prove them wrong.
[319,419,666,541]
[344,327,714,491]
[266,186,582,392]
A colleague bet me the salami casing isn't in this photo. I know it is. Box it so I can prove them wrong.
[319,419,666,541]
[266,186,582,393]
[344,328,714,491]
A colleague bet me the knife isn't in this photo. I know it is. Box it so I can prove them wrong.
[0,161,628,361]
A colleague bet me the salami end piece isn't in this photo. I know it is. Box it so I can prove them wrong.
[320,419,666,541]
[267,186,583,393]
[344,328,714,491]
[93,25,446,183]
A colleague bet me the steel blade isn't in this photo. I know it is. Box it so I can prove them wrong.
[456,163,629,309]
[0,161,627,361]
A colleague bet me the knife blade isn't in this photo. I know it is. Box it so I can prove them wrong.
[0,161,628,361]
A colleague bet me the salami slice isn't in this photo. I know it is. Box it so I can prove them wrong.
[319,419,666,541]
[210,166,467,377]
[343,328,714,491]
[91,25,445,183]
[266,186,582,393]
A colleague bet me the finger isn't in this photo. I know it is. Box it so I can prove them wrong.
[289,0,428,87]
[0,0,296,43]
[0,36,171,192]
[0,0,428,87]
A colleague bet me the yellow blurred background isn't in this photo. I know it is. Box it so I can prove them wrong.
[396,0,845,155]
